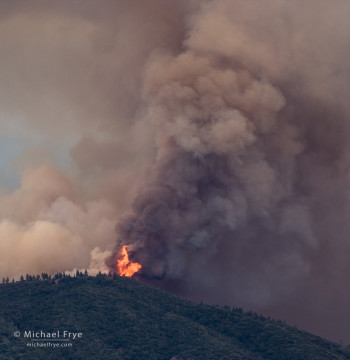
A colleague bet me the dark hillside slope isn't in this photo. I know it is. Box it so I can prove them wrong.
[0,274,349,360]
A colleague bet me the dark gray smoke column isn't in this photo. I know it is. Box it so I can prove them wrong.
[115,0,350,342]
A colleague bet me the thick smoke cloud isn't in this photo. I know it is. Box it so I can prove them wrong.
[0,0,189,279]
[1,0,350,343]
[115,0,350,342]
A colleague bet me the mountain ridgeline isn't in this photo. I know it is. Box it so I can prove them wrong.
[0,274,349,360]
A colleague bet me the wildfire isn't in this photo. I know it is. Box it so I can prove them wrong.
[117,245,142,277]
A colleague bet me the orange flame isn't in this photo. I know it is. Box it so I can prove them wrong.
[117,245,142,277]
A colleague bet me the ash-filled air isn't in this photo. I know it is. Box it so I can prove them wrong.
[0,0,350,343]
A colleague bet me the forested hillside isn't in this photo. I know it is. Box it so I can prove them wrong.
[0,274,349,360]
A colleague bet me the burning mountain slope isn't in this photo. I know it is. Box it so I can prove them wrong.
[1,0,350,344]
[1,275,350,360]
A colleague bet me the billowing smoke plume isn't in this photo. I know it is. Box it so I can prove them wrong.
[1,0,350,342]
[0,0,190,278]
[114,0,350,342]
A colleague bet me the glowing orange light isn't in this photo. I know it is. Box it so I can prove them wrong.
[117,245,142,277]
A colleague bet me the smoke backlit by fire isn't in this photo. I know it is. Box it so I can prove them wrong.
[117,246,142,277]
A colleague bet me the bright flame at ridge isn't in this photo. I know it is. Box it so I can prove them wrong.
[117,245,142,277]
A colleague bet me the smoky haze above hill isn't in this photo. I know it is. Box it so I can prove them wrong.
[0,0,350,343]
